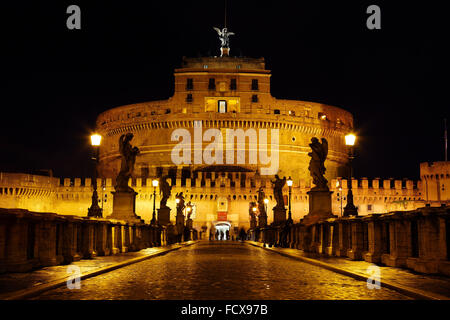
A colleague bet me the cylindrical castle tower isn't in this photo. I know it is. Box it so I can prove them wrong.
[95,56,353,187]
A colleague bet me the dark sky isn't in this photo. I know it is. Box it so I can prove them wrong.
[1,1,448,180]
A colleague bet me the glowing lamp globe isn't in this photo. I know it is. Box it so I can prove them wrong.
[152,179,159,187]
[345,133,356,146]
[90,134,102,146]
[264,198,269,204]
[287,177,293,187]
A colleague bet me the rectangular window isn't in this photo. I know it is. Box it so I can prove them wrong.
[218,100,227,113]
[274,109,280,114]
[252,94,258,103]
[367,204,373,211]
[230,79,237,90]
[208,78,216,90]
[186,94,193,103]
[186,78,193,90]
[251,79,259,90]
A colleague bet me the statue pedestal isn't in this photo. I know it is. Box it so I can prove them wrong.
[220,47,230,57]
[258,215,267,228]
[175,214,185,233]
[157,207,171,226]
[186,218,193,230]
[250,217,257,229]
[272,207,287,225]
[107,191,144,224]
[302,189,335,225]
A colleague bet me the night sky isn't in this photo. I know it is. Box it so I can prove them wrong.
[1,1,448,181]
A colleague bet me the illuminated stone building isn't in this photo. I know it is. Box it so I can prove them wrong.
[0,54,448,236]
[92,55,353,233]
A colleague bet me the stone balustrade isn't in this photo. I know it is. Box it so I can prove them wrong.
[0,208,168,274]
[250,205,450,276]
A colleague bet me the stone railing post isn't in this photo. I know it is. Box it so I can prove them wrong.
[81,219,97,258]
[38,214,64,266]
[362,214,383,263]
[1,211,32,272]
[347,217,364,260]
[381,212,409,267]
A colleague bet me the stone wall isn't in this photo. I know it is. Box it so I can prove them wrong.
[251,206,450,276]
[0,208,166,274]
[0,171,445,232]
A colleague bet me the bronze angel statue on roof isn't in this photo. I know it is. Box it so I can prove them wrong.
[308,137,329,190]
[213,27,235,48]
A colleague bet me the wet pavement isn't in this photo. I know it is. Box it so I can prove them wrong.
[0,246,177,297]
[32,241,411,300]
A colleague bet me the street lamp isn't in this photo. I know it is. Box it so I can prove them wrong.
[88,133,103,218]
[336,179,343,216]
[151,179,158,225]
[286,176,293,223]
[264,198,269,214]
[343,133,358,216]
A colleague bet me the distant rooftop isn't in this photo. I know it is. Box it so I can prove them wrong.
[177,56,266,71]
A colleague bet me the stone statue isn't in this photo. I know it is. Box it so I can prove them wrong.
[115,133,140,192]
[308,137,329,190]
[213,27,235,48]
[159,175,172,208]
[257,187,267,217]
[175,192,185,216]
[271,175,286,208]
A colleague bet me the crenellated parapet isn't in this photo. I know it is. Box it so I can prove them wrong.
[1,168,448,230]
[420,161,450,202]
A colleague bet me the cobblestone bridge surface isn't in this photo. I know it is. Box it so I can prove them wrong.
[33,241,410,300]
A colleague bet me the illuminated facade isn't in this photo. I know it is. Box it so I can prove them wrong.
[1,55,448,235]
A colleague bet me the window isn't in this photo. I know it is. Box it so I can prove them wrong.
[186,78,193,90]
[186,94,193,102]
[218,100,227,113]
[274,109,280,114]
[208,78,216,90]
[252,94,258,103]
[165,109,171,114]
[367,204,373,211]
[230,79,237,90]
[288,110,295,116]
[318,112,327,120]
[251,79,259,90]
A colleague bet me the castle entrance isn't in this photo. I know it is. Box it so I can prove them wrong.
[213,221,231,240]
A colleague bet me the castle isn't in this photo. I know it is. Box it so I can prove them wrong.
[0,54,449,237]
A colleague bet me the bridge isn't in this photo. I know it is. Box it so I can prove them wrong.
[0,206,450,301]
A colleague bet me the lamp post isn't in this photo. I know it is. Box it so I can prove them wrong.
[336,179,343,216]
[151,179,158,225]
[286,177,293,224]
[343,133,358,216]
[88,134,103,218]
[264,198,269,215]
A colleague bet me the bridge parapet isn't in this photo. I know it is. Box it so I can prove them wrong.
[251,205,450,276]
[0,208,165,274]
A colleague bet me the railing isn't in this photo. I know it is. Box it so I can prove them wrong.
[0,208,196,274]
[248,205,450,276]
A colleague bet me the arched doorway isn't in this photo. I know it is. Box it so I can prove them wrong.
[213,221,231,240]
